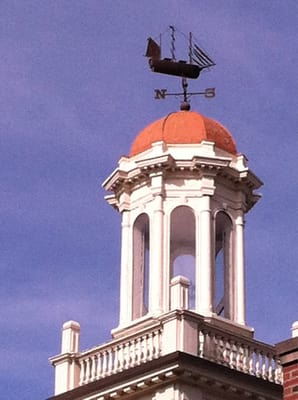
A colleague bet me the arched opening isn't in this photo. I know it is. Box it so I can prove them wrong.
[132,213,149,319]
[215,211,232,318]
[170,206,196,309]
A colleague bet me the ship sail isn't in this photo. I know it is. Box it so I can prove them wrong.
[145,38,161,59]
[191,43,215,69]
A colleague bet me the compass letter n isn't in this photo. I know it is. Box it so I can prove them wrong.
[154,89,167,99]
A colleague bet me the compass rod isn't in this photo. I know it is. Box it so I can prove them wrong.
[159,91,210,96]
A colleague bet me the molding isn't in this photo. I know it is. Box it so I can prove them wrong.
[49,352,79,366]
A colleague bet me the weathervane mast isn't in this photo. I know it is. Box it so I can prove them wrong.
[145,26,216,109]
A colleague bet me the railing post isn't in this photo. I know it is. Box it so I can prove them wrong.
[49,321,81,395]
[276,320,298,388]
[162,310,198,356]
[170,275,190,310]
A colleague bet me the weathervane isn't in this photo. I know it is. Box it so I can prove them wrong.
[145,26,216,109]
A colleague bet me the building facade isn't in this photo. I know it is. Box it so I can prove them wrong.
[49,107,296,400]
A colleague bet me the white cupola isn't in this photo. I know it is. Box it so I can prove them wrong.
[103,109,262,335]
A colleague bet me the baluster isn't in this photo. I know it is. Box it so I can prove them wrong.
[242,345,249,373]
[85,357,91,383]
[217,336,222,364]
[249,349,254,375]
[151,331,157,359]
[204,330,213,361]
[255,349,261,377]
[96,352,102,379]
[204,329,212,359]
[136,336,142,365]
[261,352,267,379]
[267,354,273,382]
[128,339,134,368]
[121,342,126,370]
[128,340,133,367]
[91,355,96,381]
[102,350,108,377]
[235,342,241,371]
[229,340,235,369]
[134,337,138,365]
[236,343,244,371]
[133,338,137,364]
[148,332,154,360]
[142,334,148,362]
[79,359,85,385]
[213,334,219,363]
[217,335,225,364]
[124,340,130,368]
[113,345,119,373]
[220,335,227,365]
[118,343,125,371]
[222,336,229,365]
[153,331,157,358]
[198,330,205,357]
[274,358,283,384]
[156,329,162,357]
[107,347,113,375]
[211,331,218,361]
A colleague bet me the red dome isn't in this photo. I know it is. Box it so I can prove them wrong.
[130,110,237,156]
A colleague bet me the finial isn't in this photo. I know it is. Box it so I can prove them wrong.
[180,101,190,111]
[292,321,298,338]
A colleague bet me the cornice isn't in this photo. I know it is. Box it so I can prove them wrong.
[102,153,262,215]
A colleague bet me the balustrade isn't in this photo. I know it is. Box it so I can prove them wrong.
[197,323,283,384]
[79,328,162,385]
[75,315,282,387]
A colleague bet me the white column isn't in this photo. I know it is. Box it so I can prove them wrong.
[197,195,213,316]
[163,212,171,313]
[149,193,164,315]
[235,214,246,325]
[119,210,132,325]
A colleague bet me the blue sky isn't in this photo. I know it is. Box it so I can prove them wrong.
[0,1,297,399]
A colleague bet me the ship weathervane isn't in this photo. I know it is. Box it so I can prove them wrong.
[145,26,216,109]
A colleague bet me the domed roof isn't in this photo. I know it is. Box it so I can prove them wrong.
[130,110,237,156]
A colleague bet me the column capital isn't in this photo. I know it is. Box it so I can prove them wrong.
[199,194,212,211]
[121,209,131,228]
[235,212,246,226]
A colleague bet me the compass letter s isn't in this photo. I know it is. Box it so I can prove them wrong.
[204,88,215,98]
[154,89,167,99]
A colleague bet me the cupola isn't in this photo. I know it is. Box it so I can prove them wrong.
[103,108,262,337]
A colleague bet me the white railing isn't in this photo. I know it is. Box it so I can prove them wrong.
[79,327,162,385]
[75,313,282,387]
[198,323,283,384]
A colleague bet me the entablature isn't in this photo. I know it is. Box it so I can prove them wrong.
[103,149,262,214]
